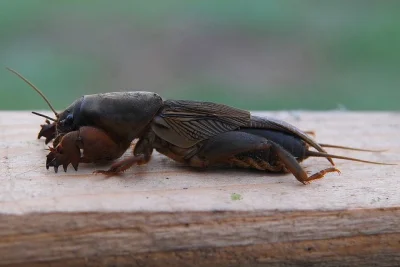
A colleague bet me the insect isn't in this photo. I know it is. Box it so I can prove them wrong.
[8,67,394,184]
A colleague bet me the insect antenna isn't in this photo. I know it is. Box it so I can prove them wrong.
[306,150,396,165]
[31,111,56,122]
[6,67,59,117]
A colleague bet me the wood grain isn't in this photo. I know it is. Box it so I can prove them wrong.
[0,111,399,266]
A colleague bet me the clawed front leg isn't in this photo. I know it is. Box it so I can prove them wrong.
[46,131,81,172]
[46,126,129,173]
[38,120,57,144]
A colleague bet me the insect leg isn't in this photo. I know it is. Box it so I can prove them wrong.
[271,143,340,184]
[303,130,316,138]
[93,154,151,175]
[307,167,341,181]
[93,135,154,175]
[46,131,81,173]
[191,131,273,167]
[46,126,129,172]
[38,120,56,144]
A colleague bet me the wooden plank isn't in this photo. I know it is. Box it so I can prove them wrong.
[0,111,399,266]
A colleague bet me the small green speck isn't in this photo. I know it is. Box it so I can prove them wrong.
[231,193,242,201]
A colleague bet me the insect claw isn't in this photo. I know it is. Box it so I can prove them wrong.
[63,163,68,172]
[46,157,54,164]
[93,170,116,176]
[71,160,79,171]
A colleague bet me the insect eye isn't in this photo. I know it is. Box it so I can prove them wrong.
[60,114,74,127]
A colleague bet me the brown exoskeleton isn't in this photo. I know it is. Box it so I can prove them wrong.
[8,68,395,184]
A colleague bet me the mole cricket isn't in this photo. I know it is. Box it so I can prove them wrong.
[7,67,394,184]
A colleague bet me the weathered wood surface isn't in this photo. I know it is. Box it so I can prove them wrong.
[0,111,399,266]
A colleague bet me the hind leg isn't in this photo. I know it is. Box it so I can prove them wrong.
[271,143,340,184]
[189,131,339,184]
[189,131,274,168]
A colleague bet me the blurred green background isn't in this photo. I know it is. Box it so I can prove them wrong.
[1,1,399,111]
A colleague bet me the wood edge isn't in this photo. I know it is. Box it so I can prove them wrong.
[0,207,399,266]
[5,233,400,267]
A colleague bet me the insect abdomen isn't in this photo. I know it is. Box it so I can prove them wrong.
[231,149,285,172]
[238,129,308,161]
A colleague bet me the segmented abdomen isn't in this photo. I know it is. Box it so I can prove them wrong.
[229,150,286,172]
